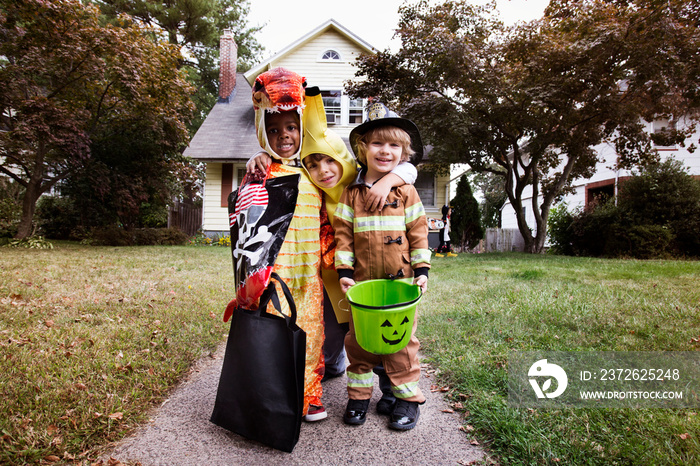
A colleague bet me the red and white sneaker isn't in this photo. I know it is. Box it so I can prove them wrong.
[304,404,328,422]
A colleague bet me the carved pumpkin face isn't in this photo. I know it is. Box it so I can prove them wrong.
[380,315,410,345]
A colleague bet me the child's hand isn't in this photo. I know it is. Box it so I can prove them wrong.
[339,277,356,294]
[413,275,428,294]
[365,177,392,212]
[246,151,271,174]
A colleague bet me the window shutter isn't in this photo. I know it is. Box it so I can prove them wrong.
[221,163,233,207]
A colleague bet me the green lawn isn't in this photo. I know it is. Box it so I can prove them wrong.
[421,253,700,465]
[1,245,698,464]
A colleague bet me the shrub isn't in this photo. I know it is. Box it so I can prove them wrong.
[153,228,188,246]
[617,158,700,256]
[133,228,189,246]
[617,224,674,259]
[569,200,621,257]
[547,203,575,255]
[35,196,81,240]
[90,226,134,246]
[0,180,22,238]
[450,175,484,249]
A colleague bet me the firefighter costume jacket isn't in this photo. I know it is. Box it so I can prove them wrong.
[333,175,431,402]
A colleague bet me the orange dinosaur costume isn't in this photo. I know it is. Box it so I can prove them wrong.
[225,68,324,415]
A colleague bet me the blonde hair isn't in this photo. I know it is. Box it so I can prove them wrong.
[356,126,414,166]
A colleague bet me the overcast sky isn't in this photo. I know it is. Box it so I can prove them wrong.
[247,0,550,56]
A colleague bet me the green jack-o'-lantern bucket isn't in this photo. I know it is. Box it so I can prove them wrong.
[346,279,422,355]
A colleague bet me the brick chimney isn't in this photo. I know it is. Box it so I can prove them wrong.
[218,29,237,102]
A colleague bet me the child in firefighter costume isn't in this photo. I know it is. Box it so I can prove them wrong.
[223,67,325,421]
[334,103,431,431]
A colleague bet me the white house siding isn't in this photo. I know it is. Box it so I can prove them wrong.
[271,31,366,90]
[501,121,700,235]
[202,162,247,235]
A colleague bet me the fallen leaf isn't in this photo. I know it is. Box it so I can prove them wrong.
[44,320,55,328]
[464,424,475,432]
[680,433,690,440]
[44,455,60,462]
[108,412,123,420]
[74,383,87,391]
[454,402,464,409]
[470,438,480,445]
[442,408,455,413]
[107,457,127,466]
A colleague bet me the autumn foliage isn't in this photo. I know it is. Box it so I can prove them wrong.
[0,0,195,238]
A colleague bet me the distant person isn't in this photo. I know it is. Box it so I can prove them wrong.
[436,205,457,257]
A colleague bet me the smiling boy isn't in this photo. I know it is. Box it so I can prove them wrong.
[333,103,431,431]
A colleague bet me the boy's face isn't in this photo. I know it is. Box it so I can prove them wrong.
[303,154,343,189]
[365,136,402,179]
[265,110,300,158]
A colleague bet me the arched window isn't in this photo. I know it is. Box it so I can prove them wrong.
[321,49,341,60]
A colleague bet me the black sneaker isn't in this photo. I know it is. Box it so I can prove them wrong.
[376,394,397,415]
[389,400,420,430]
[343,399,370,425]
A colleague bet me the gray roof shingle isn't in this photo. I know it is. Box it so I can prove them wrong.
[184,73,260,161]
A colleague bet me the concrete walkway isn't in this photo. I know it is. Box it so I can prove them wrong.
[103,344,485,465]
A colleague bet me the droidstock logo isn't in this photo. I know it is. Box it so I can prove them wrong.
[528,359,568,399]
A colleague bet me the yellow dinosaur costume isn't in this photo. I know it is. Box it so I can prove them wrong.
[300,89,358,325]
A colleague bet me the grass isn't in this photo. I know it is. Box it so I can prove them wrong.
[420,253,700,465]
[1,245,699,464]
[0,243,231,465]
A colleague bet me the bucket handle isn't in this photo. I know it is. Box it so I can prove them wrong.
[346,289,422,311]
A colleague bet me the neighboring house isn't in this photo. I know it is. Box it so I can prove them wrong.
[500,117,700,247]
[185,20,450,246]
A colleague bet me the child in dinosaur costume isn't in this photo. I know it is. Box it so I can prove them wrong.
[228,67,325,420]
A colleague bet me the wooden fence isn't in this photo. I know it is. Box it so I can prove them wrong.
[484,228,525,252]
[168,201,202,236]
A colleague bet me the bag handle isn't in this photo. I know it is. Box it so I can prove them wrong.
[257,272,297,326]
[236,162,271,198]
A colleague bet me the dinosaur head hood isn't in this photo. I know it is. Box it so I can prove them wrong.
[252,67,306,163]
[301,87,357,222]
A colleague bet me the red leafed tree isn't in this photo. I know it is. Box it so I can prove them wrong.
[0,0,194,238]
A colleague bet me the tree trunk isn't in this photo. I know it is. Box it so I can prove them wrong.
[517,213,547,254]
[16,142,46,239]
[16,181,41,239]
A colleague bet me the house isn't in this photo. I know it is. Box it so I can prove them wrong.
[500,117,700,247]
[185,20,450,246]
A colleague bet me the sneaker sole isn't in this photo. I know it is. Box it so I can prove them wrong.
[304,411,328,422]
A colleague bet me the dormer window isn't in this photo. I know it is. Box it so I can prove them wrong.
[321,49,341,60]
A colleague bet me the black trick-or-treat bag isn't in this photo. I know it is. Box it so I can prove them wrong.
[210,272,306,452]
[211,168,306,452]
